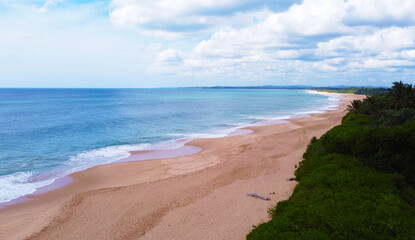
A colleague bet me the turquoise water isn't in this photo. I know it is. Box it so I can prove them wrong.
[0,88,339,203]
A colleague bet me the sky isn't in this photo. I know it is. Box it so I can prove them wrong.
[1,0,415,88]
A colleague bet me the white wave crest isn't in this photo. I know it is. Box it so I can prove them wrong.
[67,144,151,172]
[0,172,54,203]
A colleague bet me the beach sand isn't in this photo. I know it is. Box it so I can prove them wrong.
[0,93,365,240]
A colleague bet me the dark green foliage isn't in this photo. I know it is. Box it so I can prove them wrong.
[387,81,415,110]
[341,112,371,125]
[352,82,415,126]
[358,95,386,115]
[372,108,415,127]
[248,81,415,240]
[347,100,362,119]
[303,136,319,157]
[320,115,415,187]
[355,87,388,95]
[248,153,415,240]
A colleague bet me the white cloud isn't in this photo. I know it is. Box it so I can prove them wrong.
[109,0,242,33]
[318,27,415,54]
[146,0,415,85]
[349,59,415,69]
[109,0,299,38]
[149,48,186,74]
[265,0,347,37]
[156,48,185,63]
[344,0,415,26]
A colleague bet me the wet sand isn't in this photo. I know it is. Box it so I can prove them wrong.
[0,93,365,240]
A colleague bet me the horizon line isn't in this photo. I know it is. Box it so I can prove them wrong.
[0,85,390,90]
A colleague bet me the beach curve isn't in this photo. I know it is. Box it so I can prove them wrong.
[0,93,365,240]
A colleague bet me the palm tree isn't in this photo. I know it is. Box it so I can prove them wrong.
[365,96,377,115]
[388,81,406,110]
[406,84,414,108]
[347,100,362,119]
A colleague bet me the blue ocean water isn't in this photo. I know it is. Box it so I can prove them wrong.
[0,88,339,203]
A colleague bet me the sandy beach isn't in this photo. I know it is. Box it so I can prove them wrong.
[0,93,365,240]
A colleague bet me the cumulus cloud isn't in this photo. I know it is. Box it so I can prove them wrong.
[109,0,300,37]
[149,48,186,74]
[317,27,415,54]
[146,0,415,85]
[344,0,415,27]
[157,48,185,61]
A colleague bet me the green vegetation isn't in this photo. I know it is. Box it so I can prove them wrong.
[346,99,361,119]
[314,87,387,95]
[315,87,360,94]
[247,81,415,240]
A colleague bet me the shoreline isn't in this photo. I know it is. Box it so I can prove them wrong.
[0,89,339,207]
[0,92,365,240]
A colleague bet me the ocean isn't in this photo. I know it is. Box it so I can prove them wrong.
[0,88,339,203]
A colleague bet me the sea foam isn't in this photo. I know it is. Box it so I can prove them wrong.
[66,144,151,173]
[0,172,54,203]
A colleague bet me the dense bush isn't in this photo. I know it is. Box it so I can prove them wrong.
[372,108,415,127]
[320,114,415,187]
[248,152,415,240]
[353,81,415,125]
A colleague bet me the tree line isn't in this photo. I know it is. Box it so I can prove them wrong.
[348,81,415,126]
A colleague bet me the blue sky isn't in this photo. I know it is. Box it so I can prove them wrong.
[1,0,415,87]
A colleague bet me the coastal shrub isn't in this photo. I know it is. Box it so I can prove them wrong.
[302,136,322,160]
[372,108,415,127]
[319,114,369,155]
[320,117,415,187]
[341,112,371,125]
[247,153,415,240]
